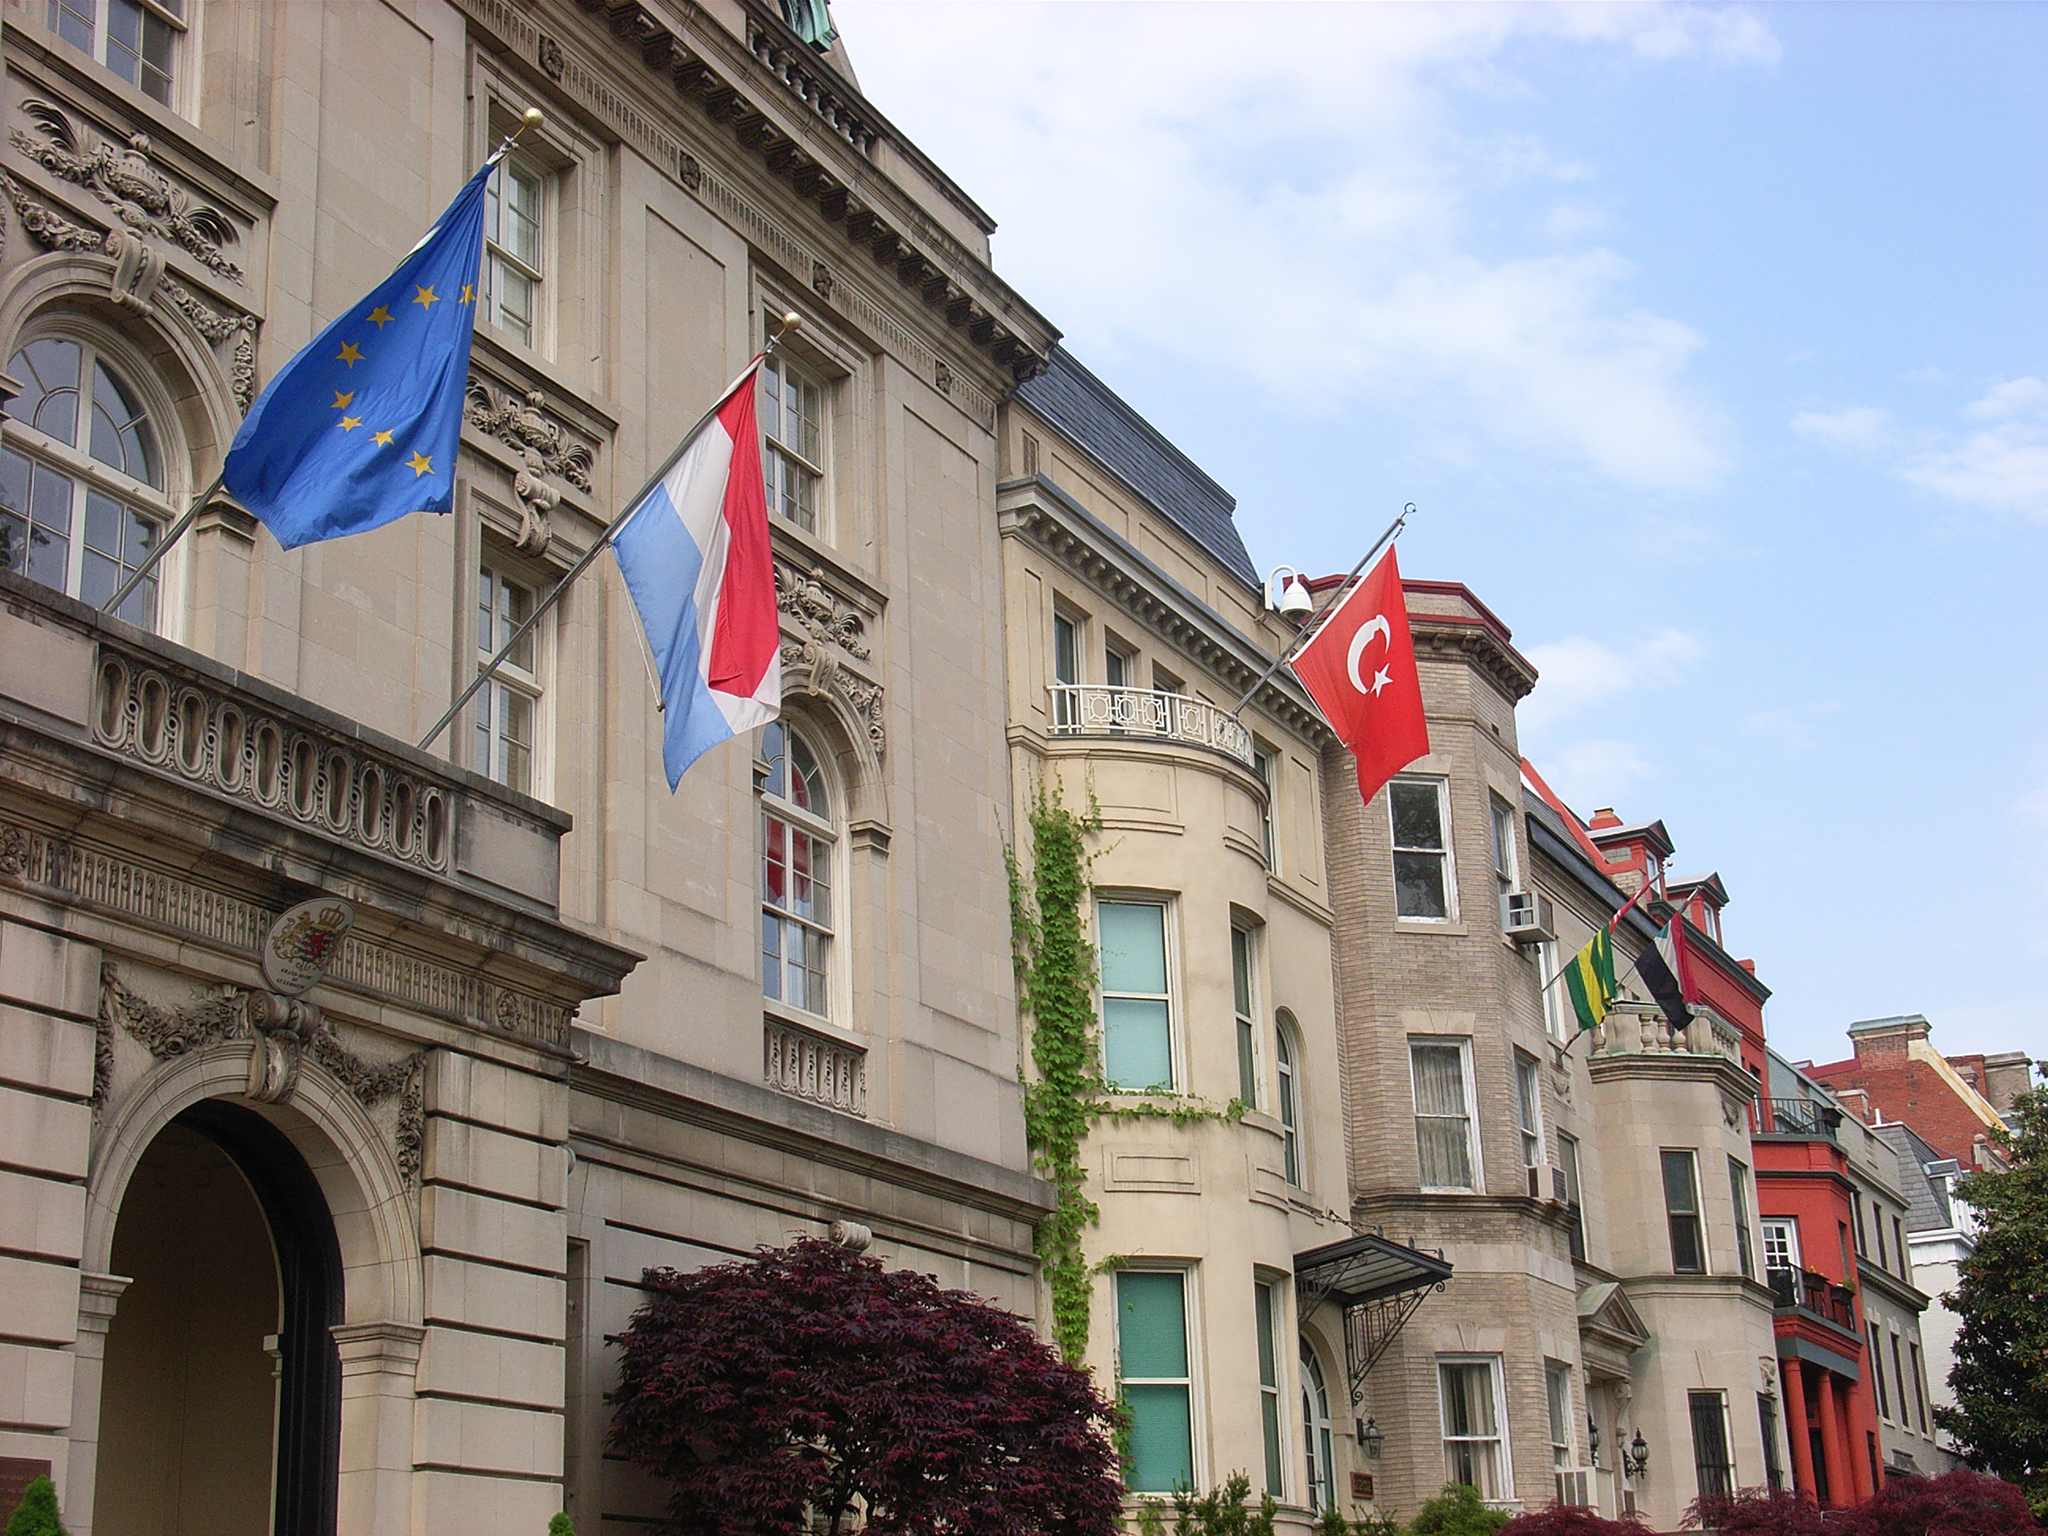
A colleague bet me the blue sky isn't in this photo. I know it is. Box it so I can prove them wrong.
[836,1,2046,1067]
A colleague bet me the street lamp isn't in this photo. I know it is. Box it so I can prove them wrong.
[1624,1429,1650,1480]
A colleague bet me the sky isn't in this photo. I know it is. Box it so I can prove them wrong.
[833,0,2047,1069]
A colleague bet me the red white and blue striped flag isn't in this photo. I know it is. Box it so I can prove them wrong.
[611,363,781,788]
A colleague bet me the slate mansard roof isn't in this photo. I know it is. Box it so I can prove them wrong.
[1015,346,1260,589]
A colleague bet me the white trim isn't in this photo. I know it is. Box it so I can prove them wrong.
[1437,1352,1514,1502]
[1390,775,1459,923]
[1095,892,1181,1093]
[1409,1035,1484,1194]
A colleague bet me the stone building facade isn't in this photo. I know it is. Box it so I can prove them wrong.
[0,0,1060,1530]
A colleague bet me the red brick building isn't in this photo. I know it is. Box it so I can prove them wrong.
[1808,1018,2014,1171]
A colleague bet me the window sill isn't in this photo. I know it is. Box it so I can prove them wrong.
[1397,918,1469,937]
[761,997,867,1052]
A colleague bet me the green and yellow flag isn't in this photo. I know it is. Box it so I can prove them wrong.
[1563,925,1617,1033]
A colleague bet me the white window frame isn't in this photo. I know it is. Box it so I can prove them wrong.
[1115,1266,1201,1495]
[1515,1050,1544,1189]
[1255,1276,1287,1500]
[1437,1354,1513,1502]
[1253,743,1280,874]
[1232,922,1260,1111]
[759,720,839,1022]
[475,557,551,799]
[1558,1131,1586,1262]
[761,337,828,537]
[1276,1012,1303,1188]
[48,0,185,109]
[1301,1341,1337,1514]
[1761,1217,1801,1276]
[1051,607,1082,728]
[1728,1157,1756,1280]
[1490,795,1519,908]
[482,156,549,353]
[1097,895,1178,1092]
[1410,1036,1482,1194]
[1390,776,1458,922]
[3,330,178,630]
[1545,1359,1578,1475]
[1661,1148,1708,1275]
[1536,937,1571,1040]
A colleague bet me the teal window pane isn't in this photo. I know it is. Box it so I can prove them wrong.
[1237,1018,1257,1105]
[1104,998,1171,1090]
[1261,1393,1283,1497]
[1117,1271,1187,1377]
[1232,927,1252,1015]
[1124,1384,1193,1492]
[1099,902,1167,993]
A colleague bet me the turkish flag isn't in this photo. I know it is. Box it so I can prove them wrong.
[1288,545,1430,808]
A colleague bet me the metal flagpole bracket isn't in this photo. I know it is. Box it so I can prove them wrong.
[1229,503,1414,717]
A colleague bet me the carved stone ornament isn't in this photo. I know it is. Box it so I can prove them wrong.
[99,963,426,1184]
[9,100,242,282]
[934,361,952,397]
[774,560,885,763]
[679,152,703,193]
[538,33,567,81]
[0,825,26,877]
[811,259,833,300]
[466,380,595,485]
[0,169,258,412]
[510,447,559,555]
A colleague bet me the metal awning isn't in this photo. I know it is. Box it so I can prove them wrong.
[1295,1232,1453,1404]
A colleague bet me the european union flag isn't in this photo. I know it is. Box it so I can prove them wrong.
[223,157,498,549]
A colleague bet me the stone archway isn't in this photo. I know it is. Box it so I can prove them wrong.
[78,1043,426,1536]
[96,1101,344,1536]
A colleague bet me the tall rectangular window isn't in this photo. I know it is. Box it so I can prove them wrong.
[1868,1325,1891,1420]
[1276,1022,1301,1187]
[483,160,544,348]
[1893,1216,1906,1279]
[1438,1357,1508,1500]
[1688,1390,1734,1502]
[50,0,180,106]
[1536,938,1570,1039]
[1516,1052,1543,1187]
[1391,779,1455,920]
[1874,1206,1889,1271]
[761,349,825,534]
[1490,796,1519,910]
[1412,1039,1478,1192]
[1662,1150,1705,1274]
[1728,1157,1756,1280]
[1545,1360,1576,1474]
[1253,745,1278,873]
[1100,900,1173,1091]
[1117,1272,1194,1494]
[1233,925,1259,1108]
[1558,1133,1585,1262]
[1052,611,1080,728]
[1852,1192,1867,1256]
[1759,1394,1784,1492]
[1908,1342,1928,1432]
[1255,1279,1284,1498]
[477,561,542,796]
[1890,1334,1909,1434]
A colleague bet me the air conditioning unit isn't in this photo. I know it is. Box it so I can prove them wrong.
[1527,1165,1543,1198]
[1552,1167,1572,1203]
[1502,891,1556,945]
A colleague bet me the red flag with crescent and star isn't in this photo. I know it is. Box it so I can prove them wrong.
[1288,545,1430,808]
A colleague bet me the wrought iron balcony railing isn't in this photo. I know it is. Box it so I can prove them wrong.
[1766,1097,1843,1141]
[1047,684,1255,768]
[1767,1267,1858,1331]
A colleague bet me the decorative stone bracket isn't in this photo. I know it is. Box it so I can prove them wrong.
[463,377,600,556]
[774,558,885,764]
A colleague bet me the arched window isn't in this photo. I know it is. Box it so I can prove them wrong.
[2,334,172,626]
[760,720,835,1018]
[1276,1013,1302,1187]
[1301,1343,1337,1513]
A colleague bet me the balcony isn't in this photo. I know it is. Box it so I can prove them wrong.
[1589,1003,1742,1063]
[1765,1097,1842,1142]
[1767,1267,1858,1332]
[1047,684,1255,768]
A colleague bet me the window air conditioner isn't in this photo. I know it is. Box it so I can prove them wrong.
[1527,1165,1543,1198]
[1552,1167,1572,1203]
[1502,891,1556,945]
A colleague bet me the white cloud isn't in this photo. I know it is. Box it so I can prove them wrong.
[1902,377,2048,518]
[1792,405,1891,451]
[1518,627,1703,732]
[1533,738,1661,808]
[836,1,1770,490]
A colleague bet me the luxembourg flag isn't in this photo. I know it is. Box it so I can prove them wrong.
[612,362,780,789]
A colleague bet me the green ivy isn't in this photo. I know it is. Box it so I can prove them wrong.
[1010,781,1260,1368]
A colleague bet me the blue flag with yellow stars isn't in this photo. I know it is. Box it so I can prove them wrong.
[223,156,499,549]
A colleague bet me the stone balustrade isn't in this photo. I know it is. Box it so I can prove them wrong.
[1047,684,1256,768]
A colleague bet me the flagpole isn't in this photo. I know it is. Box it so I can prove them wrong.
[1229,504,1413,716]
[415,314,800,756]
[99,470,226,617]
[100,112,551,621]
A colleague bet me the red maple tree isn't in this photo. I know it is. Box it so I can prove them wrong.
[608,1237,1125,1536]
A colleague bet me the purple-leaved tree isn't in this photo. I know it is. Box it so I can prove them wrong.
[608,1237,1125,1536]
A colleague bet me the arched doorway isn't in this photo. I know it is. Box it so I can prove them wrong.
[97,1101,343,1536]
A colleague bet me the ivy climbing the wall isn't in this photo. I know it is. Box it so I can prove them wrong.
[1010,779,1249,1365]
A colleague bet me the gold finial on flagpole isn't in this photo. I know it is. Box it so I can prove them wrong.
[770,311,803,344]
[518,107,545,135]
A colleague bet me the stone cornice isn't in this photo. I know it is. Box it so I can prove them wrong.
[472,0,1056,388]
[1855,1256,1929,1311]
[997,475,1333,747]
[1587,1048,1759,1104]
[1411,612,1539,703]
